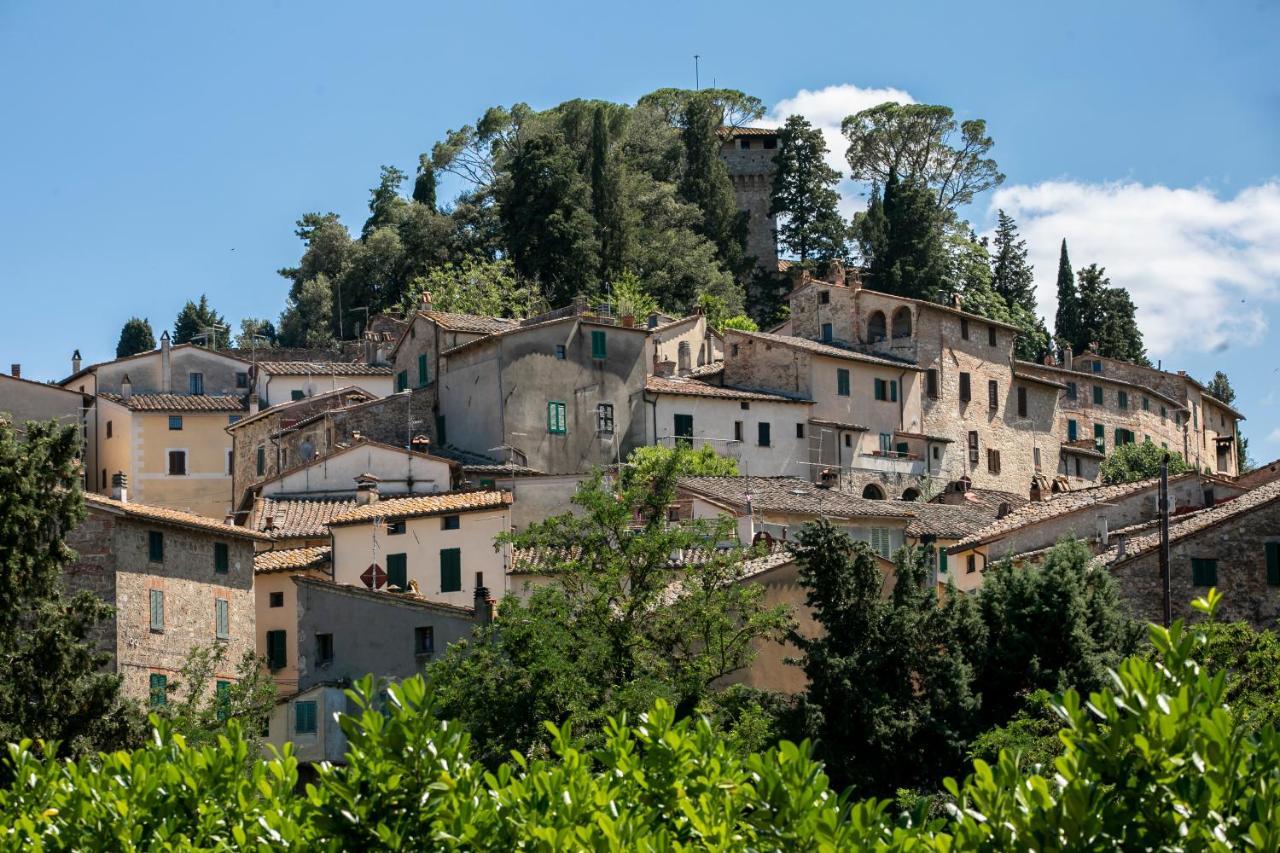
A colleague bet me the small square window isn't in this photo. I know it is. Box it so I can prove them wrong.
[555,345,566,359]
[739,137,751,150]
[291,390,305,402]
[740,401,750,411]
[316,633,334,666]
[415,626,435,656]
[168,415,183,430]
[1091,361,1103,374]
[762,136,776,150]
[269,591,284,608]
[236,372,249,389]
[387,520,406,535]
[844,433,852,448]
[819,290,830,305]
[442,515,460,531]
[1191,557,1218,587]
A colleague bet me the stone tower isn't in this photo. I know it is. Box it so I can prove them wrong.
[717,126,779,273]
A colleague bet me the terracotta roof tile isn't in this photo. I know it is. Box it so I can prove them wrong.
[328,490,511,526]
[226,386,378,432]
[644,375,810,403]
[255,361,393,376]
[726,330,921,370]
[686,362,725,380]
[100,393,248,412]
[421,311,519,334]
[293,575,477,617]
[84,492,270,541]
[254,546,332,574]
[1108,479,1280,565]
[678,476,915,519]
[903,502,1000,539]
[254,497,358,539]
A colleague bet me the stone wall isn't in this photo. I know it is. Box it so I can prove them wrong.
[720,138,778,272]
[62,510,119,668]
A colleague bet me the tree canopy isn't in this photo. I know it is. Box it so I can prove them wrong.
[770,115,847,264]
[115,317,155,358]
[172,295,228,347]
[1100,440,1194,484]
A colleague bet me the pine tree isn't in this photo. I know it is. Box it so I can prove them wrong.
[853,182,889,268]
[115,317,156,358]
[412,155,437,211]
[278,274,337,349]
[363,165,409,236]
[990,210,1036,312]
[678,93,748,277]
[1073,264,1149,365]
[769,115,847,264]
[1053,239,1079,352]
[172,295,228,347]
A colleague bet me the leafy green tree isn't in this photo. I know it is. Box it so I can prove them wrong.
[1192,621,1280,732]
[411,154,437,210]
[115,317,155,358]
[842,102,1005,212]
[678,93,749,277]
[427,450,787,764]
[989,210,1036,312]
[363,165,410,236]
[636,87,765,129]
[606,270,660,321]
[400,258,537,318]
[769,115,847,263]
[1053,238,1079,352]
[958,258,1051,363]
[153,644,275,752]
[233,318,276,350]
[1100,439,1194,484]
[172,295,228,347]
[865,171,948,301]
[1203,369,1236,405]
[719,314,759,331]
[622,444,738,487]
[0,419,140,760]
[277,274,337,349]
[1074,263,1149,365]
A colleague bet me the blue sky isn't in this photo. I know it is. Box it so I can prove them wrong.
[1,0,1277,457]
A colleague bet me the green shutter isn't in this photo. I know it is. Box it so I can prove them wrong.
[214,542,229,574]
[1094,423,1105,452]
[149,673,167,707]
[435,415,447,446]
[873,378,884,400]
[148,531,164,562]
[591,330,607,359]
[1067,420,1078,441]
[548,401,566,434]
[674,413,693,442]
[216,680,230,721]
[1267,543,1280,586]
[837,369,850,396]
[417,353,429,387]
[386,553,408,590]
[440,548,462,593]
[256,446,266,476]
[1191,558,1218,587]
[215,598,229,639]
[149,589,164,631]
[396,370,408,392]
[890,380,898,403]
[1093,386,1103,405]
[266,630,286,670]
[938,550,948,574]
[296,700,317,734]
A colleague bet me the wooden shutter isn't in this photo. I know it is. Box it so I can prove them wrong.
[988,380,998,411]
[1191,558,1218,587]
[267,630,286,670]
[1017,387,1027,418]
[215,598,229,640]
[214,543,229,574]
[591,330,607,359]
[838,369,850,396]
[149,673,167,707]
[1068,420,1078,441]
[959,373,971,402]
[890,380,898,403]
[1267,543,1280,586]
[386,553,408,590]
[440,548,462,593]
[149,589,164,631]
[417,354,429,386]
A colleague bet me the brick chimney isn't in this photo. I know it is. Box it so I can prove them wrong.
[823,260,846,286]
[72,349,82,374]
[420,291,433,311]
[473,582,495,626]
[111,472,128,503]
[248,392,260,415]
[160,331,172,393]
[9,364,19,379]
[1062,345,1074,371]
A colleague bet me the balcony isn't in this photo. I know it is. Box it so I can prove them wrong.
[853,451,925,476]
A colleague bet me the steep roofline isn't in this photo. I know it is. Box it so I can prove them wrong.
[724,329,923,370]
[84,492,271,542]
[250,437,460,493]
[1110,481,1280,568]
[440,314,649,359]
[60,342,250,386]
[226,385,378,433]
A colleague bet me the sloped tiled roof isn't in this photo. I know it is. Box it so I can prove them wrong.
[686,362,725,380]
[421,310,519,335]
[932,488,1028,516]
[254,546,331,574]
[903,501,999,539]
[644,375,810,403]
[255,361,393,376]
[1109,479,1280,566]
[293,575,477,617]
[678,476,914,519]
[726,330,921,370]
[254,497,358,539]
[226,386,378,432]
[99,393,247,412]
[511,541,793,576]
[716,125,778,137]
[328,490,510,526]
[84,492,269,541]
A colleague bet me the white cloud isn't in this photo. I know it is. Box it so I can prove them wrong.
[1269,427,1280,445]
[759,84,915,217]
[990,181,1280,357]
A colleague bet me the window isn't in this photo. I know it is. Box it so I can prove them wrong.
[959,372,971,402]
[677,341,691,372]
[266,630,287,670]
[168,415,183,430]
[844,433,852,448]
[988,380,999,411]
[796,423,805,439]
[926,369,939,399]
[966,555,977,574]
[730,344,739,357]
[386,553,408,590]
[1118,390,1129,410]
[891,308,912,339]
[1094,423,1105,453]
[867,311,887,342]
[890,380,898,402]
[821,322,833,343]
[938,550,948,574]
[1068,419,1078,441]
[967,431,979,464]
[417,354,429,387]
[442,515,460,531]
[590,330,607,360]
[819,290,830,305]
[316,633,334,665]
[236,371,249,389]
[256,446,266,476]
[395,370,409,392]
[868,528,892,558]
[960,318,969,340]
[479,478,496,490]
[149,673,167,707]
[740,401,750,410]
[1074,457,1082,477]
[836,368,850,396]
[1091,360,1102,374]
[988,326,997,347]
[440,548,462,593]
[1017,387,1028,418]
[189,372,204,395]
[987,448,1002,474]
[215,598,229,640]
[596,403,614,434]
[106,420,113,439]
[547,401,567,435]
[739,137,751,149]
[1063,382,1076,402]
[226,449,234,476]
[295,701,317,735]
[1115,428,1135,446]
[149,589,165,632]
[879,433,892,453]
[757,422,771,447]
[1266,543,1280,586]
[734,421,744,442]
[1191,558,1218,587]
[1092,386,1104,406]
[168,450,186,476]
[214,542,229,574]
[762,136,776,150]
[148,531,164,562]
[1142,396,1150,412]
[554,344,566,360]
[415,626,435,656]
[874,378,888,401]
[387,520,406,535]
[269,591,284,608]
[436,415,447,446]
[290,389,305,402]
[674,414,693,445]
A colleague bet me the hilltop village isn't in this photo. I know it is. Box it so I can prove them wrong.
[0,124,1272,770]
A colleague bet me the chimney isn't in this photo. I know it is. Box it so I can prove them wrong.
[655,359,676,378]
[160,331,172,393]
[996,501,1011,519]
[420,291,433,311]
[473,582,495,626]
[1062,345,1074,371]
[263,514,275,532]
[1096,514,1109,547]
[110,472,128,503]
[950,293,963,310]
[354,474,380,505]
[1043,354,1054,366]
[248,393,260,415]
[72,349,82,374]
[9,364,19,379]
[846,268,863,292]
[121,373,133,401]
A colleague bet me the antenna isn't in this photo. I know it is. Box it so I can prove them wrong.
[694,55,700,90]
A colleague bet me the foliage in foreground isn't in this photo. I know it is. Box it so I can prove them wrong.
[1100,439,1193,484]
[4,591,1280,850]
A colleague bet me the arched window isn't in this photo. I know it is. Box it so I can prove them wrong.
[901,487,920,501]
[891,307,912,339]
[862,483,885,500]
[867,311,887,343]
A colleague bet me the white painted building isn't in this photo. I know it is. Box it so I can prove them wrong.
[253,361,394,408]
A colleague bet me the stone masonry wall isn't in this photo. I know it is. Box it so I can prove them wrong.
[63,510,120,669]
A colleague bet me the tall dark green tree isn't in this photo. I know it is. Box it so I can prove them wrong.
[678,93,749,277]
[769,115,847,264]
[363,165,410,236]
[115,317,156,358]
[0,420,140,760]
[866,171,948,301]
[412,155,437,210]
[172,295,228,347]
[1053,239,1079,352]
[1075,264,1149,365]
[590,104,627,285]
[989,210,1036,312]
[1202,371,1249,471]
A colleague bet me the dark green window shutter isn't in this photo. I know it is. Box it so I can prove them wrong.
[215,598,229,639]
[674,414,693,443]
[290,390,305,402]
[214,542,229,574]
[1094,423,1105,452]
[938,550,949,574]
[435,415,447,446]
[396,370,408,392]
[548,401,566,434]
[890,380,898,403]
[148,531,164,562]
[1068,420,1078,441]
[591,330,607,359]
[757,422,771,446]
[440,548,462,593]
[386,553,408,590]
[149,589,164,631]
[149,673,167,707]
[1093,386,1104,405]
[417,353,429,387]
[1118,391,1128,409]
[256,446,266,476]
[266,630,286,670]
[837,369,850,396]
[1191,558,1218,587]
[216,680,230,721]
[873,378,885,400]
[295,700,317,734]
[1267,543,1280,586]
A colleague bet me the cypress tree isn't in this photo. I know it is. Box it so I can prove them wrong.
[769,114,847,264]
[590,104,626,285]
[412,155,437,211]
[874,173,946,301]
[115,317,156,358]
[678,93,748,277]
[1053,239,1080,352]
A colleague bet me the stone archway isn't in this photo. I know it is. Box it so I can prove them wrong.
[862,483,885,500]
[901,487,921,501]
